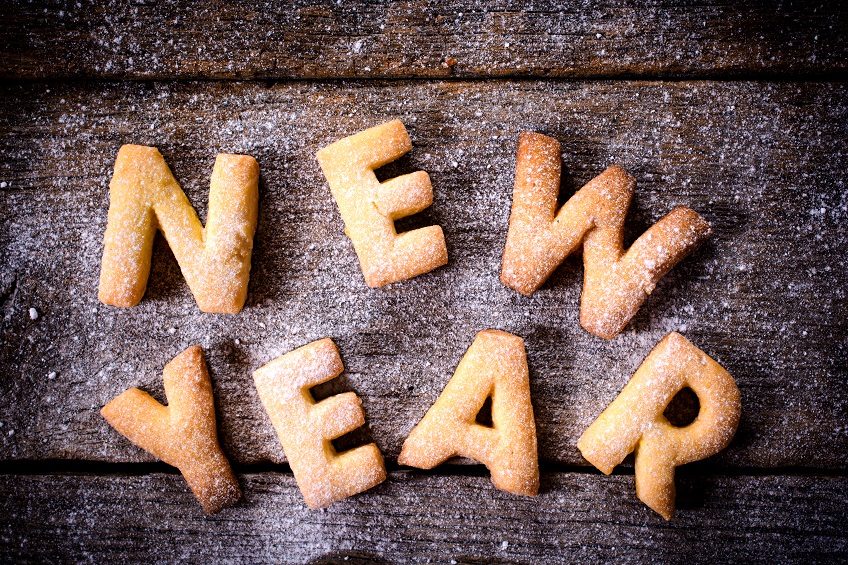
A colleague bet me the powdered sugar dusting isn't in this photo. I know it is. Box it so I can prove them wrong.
[0,80,844,471]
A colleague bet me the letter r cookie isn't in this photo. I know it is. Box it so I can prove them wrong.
[577,332,741,519]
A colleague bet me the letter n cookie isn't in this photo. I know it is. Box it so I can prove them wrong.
[253,338,386,509]
[99,145,259,313]
[316,120,448,287]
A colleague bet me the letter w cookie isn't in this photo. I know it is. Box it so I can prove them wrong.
[99,145,259,313]
[501,132,712,339]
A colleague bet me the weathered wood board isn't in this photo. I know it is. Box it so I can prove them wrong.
[1,80,845,468]
[1,471,846,563]
[2,1,847,560]
[1,0,846,80]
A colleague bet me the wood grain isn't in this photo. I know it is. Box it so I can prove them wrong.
[0,80,845,469]
[1,0,846,80]
[1,471,845,563]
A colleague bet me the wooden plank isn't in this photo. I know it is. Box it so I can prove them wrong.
[0,80,845,469]
[1,1,846,80]
[0,471,845,562]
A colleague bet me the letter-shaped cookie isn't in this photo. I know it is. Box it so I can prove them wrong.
[399,330,538,496]
[101,346,241,514]
[253,338,386,509]
[316,120,448,287]
[501,132,712,339]
[577,332,741,519]
[99,145,259,313]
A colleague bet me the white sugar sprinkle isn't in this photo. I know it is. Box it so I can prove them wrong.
[28,308,39,320]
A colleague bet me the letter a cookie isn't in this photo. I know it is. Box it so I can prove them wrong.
[99,145,259,313]
[501,132,712,339]
[316,120,448,287]
[577,332,741,519]
[399,330,539,496]
[101,346,241,514]
[253,339,386,509]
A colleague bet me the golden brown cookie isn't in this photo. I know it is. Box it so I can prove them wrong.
[101,345,241,514]
[316,120,448,287]
[99,145,259,313]
[253,338,386,509]
[501,132,712,339]
[399,330,538,496]
[577,332,741,519]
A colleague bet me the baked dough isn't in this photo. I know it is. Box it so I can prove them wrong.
[99,145,259,313]
[316,120,448,287]
[253,338,386,509]
[577,332,741,519]
[501,132,712,339]
[101,346,241,514]
[399,330,538,496]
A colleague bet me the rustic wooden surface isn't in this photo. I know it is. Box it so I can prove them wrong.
[1,1,847,563]
[1,0,846,80]
[1,471,846,563]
